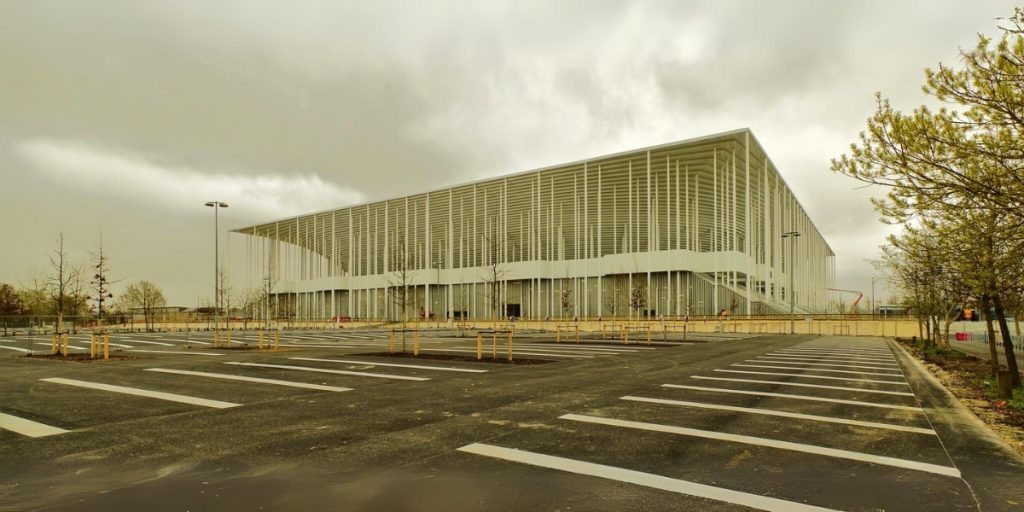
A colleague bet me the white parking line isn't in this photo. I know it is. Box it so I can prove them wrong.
[0,412,69,437]
[39,377,240,409]
[521,345,641,353]
[128,350,227,356]
[144,368,353,391]
[283,344,365,349]
[733,364,906,378]
[763,354,897,365]
[661,384,922,411]
[290,357,489,373]
[533,343,656,351]
[749,359,902,371]
[459,345,622,356]
[223,361,430,381]
[620,396,935,435]
[122,339,175,346]
[782,348,891,357]
[0,345,31,353]
[559,414,959,478]
[715,369,909,385]
[457,443,838,512]
[690,376,916,396]
[421,348,594,359]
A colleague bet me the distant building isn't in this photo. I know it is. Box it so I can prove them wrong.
[234,129,835,320]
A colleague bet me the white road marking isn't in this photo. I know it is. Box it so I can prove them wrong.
[128,350,227,356]
[559,414,959,478]
[533,343,656,351]
[0,412,69,437]
[39,377,240,409]
[144,368,352,391]
[763,354,897,365]
[282,344,364,349]
[715,369,909,385]
[520,345,641,353]
[457,443,839,512]
[421,348,594,358]
[661,384,922,411]
[290,357,489,373]
[0,345,32,353]
[690,376,916,396]
[122,339,175,346]
[782,348,891,357]
[749,359,902,371]
[458,345,623,356]
[620,396,935,435]
[223,361,430,381]
[733,364,906,378]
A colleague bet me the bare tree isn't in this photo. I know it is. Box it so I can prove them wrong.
[47,233,83,333]
[478,216,507,326]
[560,285,573,319]
[387,232,416,351]
[89,236,115,328]
[630,279,647,318]
[120,281,167,332]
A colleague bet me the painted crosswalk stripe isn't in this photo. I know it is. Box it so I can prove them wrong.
[122,339,175,346]
[750,359,902,371]
[129,349,227,356]
[620,396,935,435]
[733,364,906,378]
[422,348,593,358]
[690,376,916,396]
[40,377,240,408]
[223,361,430,381]
[715,369,909,385]
[0,412,69,437]
[764,354,897,365]
[457,443,838,512]
[144,368,352,391]
[290,357,488,373]
[559,414,958,477]
[661,384,922,411]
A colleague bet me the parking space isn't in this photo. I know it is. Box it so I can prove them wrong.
[448,338,986,511]
[1,333,1020,511]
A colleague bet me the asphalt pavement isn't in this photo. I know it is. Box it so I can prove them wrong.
[1,330,1021,511]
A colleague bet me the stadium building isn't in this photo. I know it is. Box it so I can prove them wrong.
[234,129,835,321]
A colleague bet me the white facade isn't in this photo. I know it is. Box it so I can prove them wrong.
[234,129,835,321]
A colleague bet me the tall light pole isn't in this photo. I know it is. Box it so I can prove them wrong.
[782,231,801,334]
[205,201,228,331]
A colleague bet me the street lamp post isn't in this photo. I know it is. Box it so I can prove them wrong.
[205,201,228,332]
[782,231,801,334]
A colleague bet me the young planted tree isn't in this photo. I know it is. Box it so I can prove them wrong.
[90,237,115,328]
[478,216,507,327]
[387,232,416,351]
[120,281,167,332]
[46,233,83,334]
[560,285,573,319]
[630,279,647,318]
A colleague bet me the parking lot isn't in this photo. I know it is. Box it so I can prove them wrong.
[1,331,1022,511]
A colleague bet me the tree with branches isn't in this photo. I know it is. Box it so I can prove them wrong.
[120,281,167,332]
[47,233,84,334]
[387,232,416,351]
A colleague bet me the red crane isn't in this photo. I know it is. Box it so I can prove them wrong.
[827,288,864,315]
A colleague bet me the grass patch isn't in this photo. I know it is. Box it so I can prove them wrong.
[979,377,1024,410]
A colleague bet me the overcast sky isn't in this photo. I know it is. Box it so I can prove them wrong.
[1,1,1017,307]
